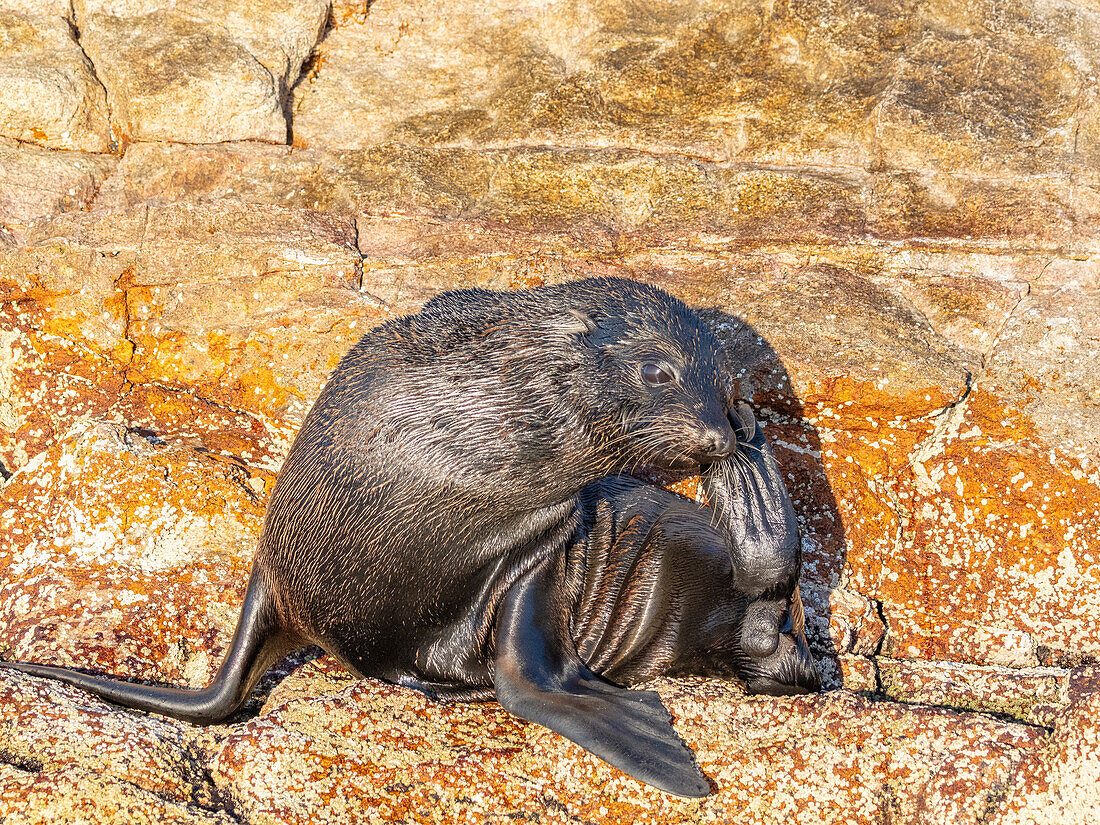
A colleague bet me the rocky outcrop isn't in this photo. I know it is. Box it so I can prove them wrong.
[2,0,1099,821]
[0,139,116,228]
[0,2,110,153]
[74,0,329,145]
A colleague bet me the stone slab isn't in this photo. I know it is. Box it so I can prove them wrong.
[0,7,111,152]
[294,0,1100,184]
[0,420,270,684]
[72,0,329,145]
[0,202,366,472]
[879,657,1068,725]
[0,140,116,230]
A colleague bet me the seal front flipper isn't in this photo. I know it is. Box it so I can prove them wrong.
[701,401,803,659]
[702,401,801,597]
[493,554,709,798]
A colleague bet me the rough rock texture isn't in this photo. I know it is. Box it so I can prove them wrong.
[0,4,111,152]
[990,667,1100,825]
[291,0,1100,179]
[0,669,232,824]
[203,665,1050,825]
[0,200,365,471]
[74,0,329,145]
[0,420,271,683]
[2,0,1100,821]
[0,139,116,229]
[878,657,1068,725]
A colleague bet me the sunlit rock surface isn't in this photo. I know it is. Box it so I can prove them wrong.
[0,3,110,153]
[0,139,116,229]
[1,0,1099,821]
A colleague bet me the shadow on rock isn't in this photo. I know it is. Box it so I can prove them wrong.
[700,307,848,691]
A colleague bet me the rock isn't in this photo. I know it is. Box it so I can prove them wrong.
[990,666,1100,824]
[878,657,1068,725]
[94,141,1099,254]
[0,420,270,684]
[865,267,1029,358]
[878,263,1100,667]
[0,657,1054,824]
[0,140,116,230]
[0,410,1078,822]
[293,0,1100,180]
[72,0,330,145]
[985,263,1100,472]
[829,654,881,694]
[811,586,886,659]
[3,0,1100,819]
[0,767,234,825]
[0,5,111,152]
[0,201,366,473]
[201,666,1049,824]
[0,669,219,811]
[0,428,248,810]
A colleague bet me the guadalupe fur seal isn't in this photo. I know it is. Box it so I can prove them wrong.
[2,277,820,797]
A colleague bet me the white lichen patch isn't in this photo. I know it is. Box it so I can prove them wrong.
[0,328,27,435]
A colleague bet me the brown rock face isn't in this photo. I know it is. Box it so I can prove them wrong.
[0,201,367,471]
[2,0,1100,820]
[0,140,116,230]
[0,420,270,684]
[199,667,1048,825]
[0,6,111,152]
[73,0,329,146]
[990,667,1100,825]
[292,0,1100,180]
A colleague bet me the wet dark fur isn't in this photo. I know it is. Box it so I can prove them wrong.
[2,277,820,798]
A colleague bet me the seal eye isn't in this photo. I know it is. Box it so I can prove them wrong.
[641,363,674,386]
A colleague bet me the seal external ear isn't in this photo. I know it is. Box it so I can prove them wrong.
[564,307,599,336]
[493,553,710,798]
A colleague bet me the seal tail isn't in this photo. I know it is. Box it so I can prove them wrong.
[1,569,296,724]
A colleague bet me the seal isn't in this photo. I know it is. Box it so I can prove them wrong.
[1,277,819,797]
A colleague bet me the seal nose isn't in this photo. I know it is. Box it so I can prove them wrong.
[699,420,736,461]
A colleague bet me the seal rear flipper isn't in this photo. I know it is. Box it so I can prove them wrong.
[0,569,295,724]
[493,555,709,798]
